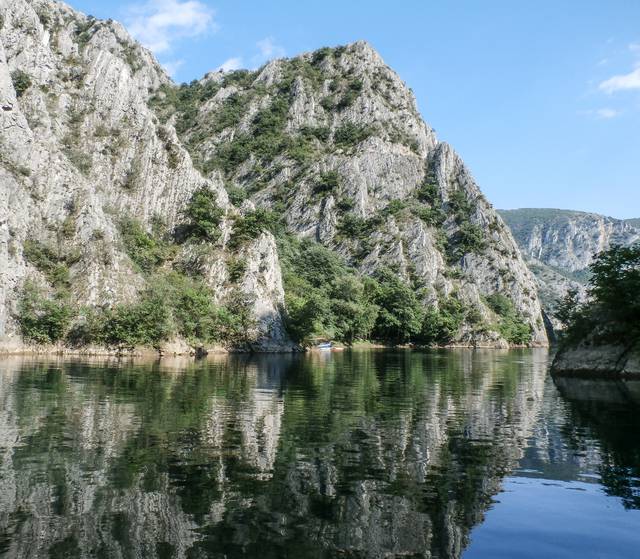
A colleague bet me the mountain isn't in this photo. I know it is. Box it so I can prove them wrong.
[0,0,547,353]
[499,208,640,277]
[499,208,640,330]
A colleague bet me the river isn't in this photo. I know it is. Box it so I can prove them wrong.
[0,349,638,558]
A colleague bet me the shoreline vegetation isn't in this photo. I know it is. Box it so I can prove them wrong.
[551,243,640,377]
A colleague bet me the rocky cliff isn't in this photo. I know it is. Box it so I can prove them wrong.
[499,208,640,331]
[499,208,639,277]
[0,0,548,352]
[0,0,292,352]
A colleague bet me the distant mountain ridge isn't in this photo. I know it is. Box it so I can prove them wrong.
[499,208,640,274]
[498,208,640,332]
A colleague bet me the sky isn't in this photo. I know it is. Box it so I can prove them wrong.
[64,0,640,219]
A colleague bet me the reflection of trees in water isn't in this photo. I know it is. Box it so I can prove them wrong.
[0,351,553,558]
[553,377,640,509]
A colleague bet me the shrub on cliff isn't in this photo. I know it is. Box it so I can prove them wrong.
[371,268,424,343]
[177,187,224,243]
[18,282,72,344]
[485,293,532,344]
[11,70,32,97]
[118,217,174,273]
[420,298,466,345]
[279,236,379,343]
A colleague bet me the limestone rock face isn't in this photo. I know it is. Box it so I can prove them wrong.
[166,42,547,346]
[552,342,640,376]
[500,209,640,274]
[0,0,292,351]
[500,209,639,333]
[1,1,548,349]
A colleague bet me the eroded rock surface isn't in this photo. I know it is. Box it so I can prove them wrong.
[1,1,548,351]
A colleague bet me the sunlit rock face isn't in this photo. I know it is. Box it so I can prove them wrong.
[172,43,547,347]
[0,0,292,350]
[499,209,640,331]
[1,0,547,350]
[0,351,554,558]
[500,209,640,274]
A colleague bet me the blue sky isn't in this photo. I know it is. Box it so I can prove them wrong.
[66,0,640,219]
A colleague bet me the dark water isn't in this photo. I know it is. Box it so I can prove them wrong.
[0,350,638,558]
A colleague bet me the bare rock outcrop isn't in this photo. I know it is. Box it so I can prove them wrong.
[1,2,549,351]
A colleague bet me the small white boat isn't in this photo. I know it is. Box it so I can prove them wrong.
[317,342,333,350]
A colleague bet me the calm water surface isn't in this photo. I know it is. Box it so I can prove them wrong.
[0,349,638,558]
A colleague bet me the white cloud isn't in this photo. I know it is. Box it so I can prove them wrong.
[162,59,184,76]
[125,0,215,54]
[595,107,621,119]
[580,108,621,120]
[251,37,285,68]
[217,57,243,72]
[598,41,640,94]
[256,37,285,60]
[599,67,640,94]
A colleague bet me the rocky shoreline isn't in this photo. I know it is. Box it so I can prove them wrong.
[0,339,547,358]
[551,342,640,377]
[0,339,301,358]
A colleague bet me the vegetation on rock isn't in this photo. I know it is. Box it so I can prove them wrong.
[556,243,640,348]
[176,187,225,243]
[18,281,72,344]
[11,70,32,97]
[5,14,541,352]
[485,293,533,344]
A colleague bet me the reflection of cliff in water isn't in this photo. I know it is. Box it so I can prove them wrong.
[0,351,548,558]
[552,376,640,510]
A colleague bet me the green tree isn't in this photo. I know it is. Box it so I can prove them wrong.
[17,281,72,344]
[178,187,224,242]
[101,292,171,347]
[486,293,532,344]
[228,208,282,249]
[330,276,378,342]
[588,243,640,328]
[420,299,465,345]
[559,243,640,347]
[371,269,424,343]
[118,217,173,273]
[555,288,581,327]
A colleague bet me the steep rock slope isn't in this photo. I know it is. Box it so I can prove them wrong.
[154,42,547,346]
[500,208,639,330]
[0,0,293,351]
[500,209,640,278]
[1,0,547,350]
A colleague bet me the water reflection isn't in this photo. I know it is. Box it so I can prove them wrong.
[552,376,640,510]
[0,350,636,558]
